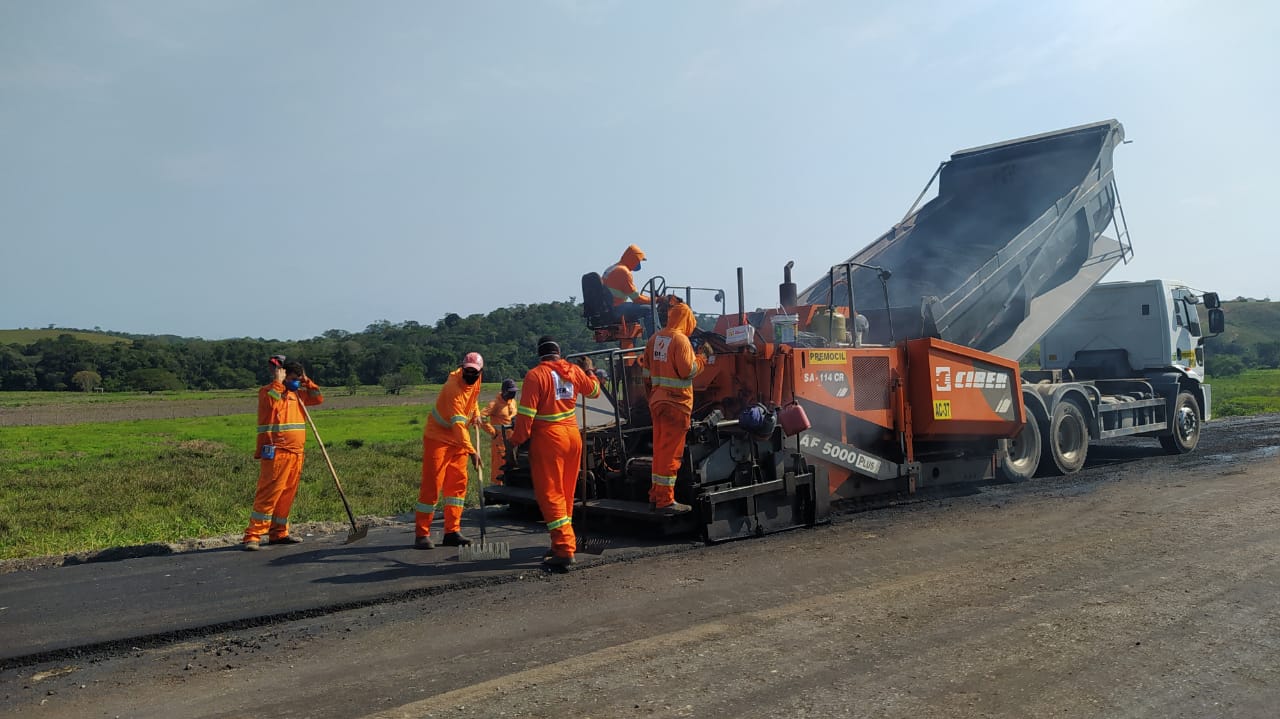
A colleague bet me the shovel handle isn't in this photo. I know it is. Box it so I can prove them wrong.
[296,394,360,531]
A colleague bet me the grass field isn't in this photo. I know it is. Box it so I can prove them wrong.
[1211,368,1280,416]
[0,394,500,560]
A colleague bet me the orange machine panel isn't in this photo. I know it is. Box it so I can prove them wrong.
[905,337,1024,439]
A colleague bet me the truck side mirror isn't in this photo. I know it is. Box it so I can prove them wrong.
[1208,308,1225,335]
[1203,292,1221,309]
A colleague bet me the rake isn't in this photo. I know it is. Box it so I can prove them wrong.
[296,396,368,544]
[458,425,511,561]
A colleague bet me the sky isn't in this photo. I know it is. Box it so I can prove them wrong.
[2,0,1276,341]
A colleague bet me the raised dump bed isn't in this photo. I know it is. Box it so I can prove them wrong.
[798,119,1132,361]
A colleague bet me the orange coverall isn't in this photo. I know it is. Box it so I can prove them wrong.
[480,394,517,483]
[642,302,706,508]
[244,378,324,543]
[603,244,650,307]
[416,368,482,539]
[508,359,601,560]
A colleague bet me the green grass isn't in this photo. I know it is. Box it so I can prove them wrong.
[1210,368,1280,417]
[0,328,131,345]
[0,388,253,408]
[0,405,500,560]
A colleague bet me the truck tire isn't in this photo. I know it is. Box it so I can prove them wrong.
[1040,401,1088,475]
[997,418,1041,482]
[1159,391,1201,455]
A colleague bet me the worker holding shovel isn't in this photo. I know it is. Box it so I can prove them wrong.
[243,355,324,551]
[414,351,485,550]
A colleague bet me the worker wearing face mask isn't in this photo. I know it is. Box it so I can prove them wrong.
[602,244,653,334]
[243,355,323,551]
[479,378,519,484]
[414,352,484,549]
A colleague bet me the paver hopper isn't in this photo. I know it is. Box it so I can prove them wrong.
[797,119,1132,361]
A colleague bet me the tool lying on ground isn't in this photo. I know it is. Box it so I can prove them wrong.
[458,425,511,561]
[296,394,369,544]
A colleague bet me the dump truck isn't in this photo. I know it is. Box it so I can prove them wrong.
[486,119,1223,541]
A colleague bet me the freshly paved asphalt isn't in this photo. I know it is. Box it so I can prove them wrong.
[0,511,681,667]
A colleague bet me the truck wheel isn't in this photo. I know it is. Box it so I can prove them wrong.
[1159,391,1201,455]
[997,418,1041,482]
[1041,401,1088,475]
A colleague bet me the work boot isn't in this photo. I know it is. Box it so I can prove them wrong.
[653,501,692,516]
[414,535,435,550]
[542,553,575,568]
[242,539,261,552]
[269,535,303,545]
[441,532,473,547]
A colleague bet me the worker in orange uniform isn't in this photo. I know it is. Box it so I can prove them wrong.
[602,244,653,333]
[414,352,485,550]
[479,378,519,484]
[507,336,602,569]
[642,300,710,515]
[243,355,324,551]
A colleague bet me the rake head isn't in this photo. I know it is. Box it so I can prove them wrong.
[576,535,611,555]
[458,540,511,561]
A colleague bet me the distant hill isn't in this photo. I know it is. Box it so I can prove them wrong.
[0,329,133,346]
[1217,300,1280,347]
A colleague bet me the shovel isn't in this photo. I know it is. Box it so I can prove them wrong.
[458,426,511,561]
[296,396,369,544]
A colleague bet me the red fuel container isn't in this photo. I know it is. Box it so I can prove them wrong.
[779,402,811,436]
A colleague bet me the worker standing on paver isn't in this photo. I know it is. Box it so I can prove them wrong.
[414,352,484,550]
[479,378,519,484]
[641,300,709,515]
[243,355,323,551]
[603,244,652,331]
[507,336,602,569]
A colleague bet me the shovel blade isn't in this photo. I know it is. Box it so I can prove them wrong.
[343,525,370,545]
[457,541,511,562]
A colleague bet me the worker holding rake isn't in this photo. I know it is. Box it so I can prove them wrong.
[414,351,485,549]
[243,355,323,551]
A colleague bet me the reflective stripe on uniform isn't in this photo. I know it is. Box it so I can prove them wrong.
[258,423,307,433]
[535,408,576,422]
[415,502,436,514]
[652,376,693,389]
[271,516,288,526]
[546,516,571,531]
[518,404,537,418]
[585,380,600,399]
[432,408,467,427]
[651,473,677,487]
[250,511,272,521]
[267,390,283,401]
[443,496,466,508]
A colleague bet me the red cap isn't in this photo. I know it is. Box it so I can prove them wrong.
[462,352,484,371]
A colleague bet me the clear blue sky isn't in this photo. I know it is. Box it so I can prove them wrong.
[2,0,1275,340]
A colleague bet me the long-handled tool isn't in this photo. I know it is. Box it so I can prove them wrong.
[458,425,511,561]
[296,396,369,544]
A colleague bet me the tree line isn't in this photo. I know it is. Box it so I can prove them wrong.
[0,300,598,392]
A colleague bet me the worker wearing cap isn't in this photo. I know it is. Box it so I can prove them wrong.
[479,378,519,484]
[603,244,653,331]
[508,336,601,569]
[641,300,708,515]
[414,351,484,549]
[243,355,323,551]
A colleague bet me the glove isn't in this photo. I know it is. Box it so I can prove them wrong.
[284,379,301,391]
